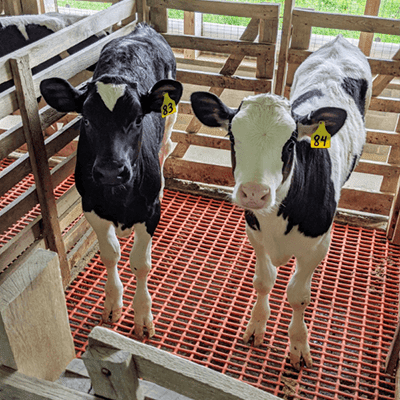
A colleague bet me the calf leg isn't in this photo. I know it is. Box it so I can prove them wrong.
[287,232,331,370]
[243,227,278,347]
[85,211,123,322]
[130,222,155,339]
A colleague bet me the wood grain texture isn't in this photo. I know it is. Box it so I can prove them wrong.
[86,326,283,400]
[0,249,75,381]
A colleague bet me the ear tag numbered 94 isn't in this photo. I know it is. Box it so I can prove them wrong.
[311,121,331,149]
[161,92,176,118]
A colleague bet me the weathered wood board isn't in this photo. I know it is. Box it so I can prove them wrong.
[0,249,75,381]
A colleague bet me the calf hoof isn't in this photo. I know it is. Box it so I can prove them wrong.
[290,349,313,370]
[135,320,155,340]
[243,321,266,347]
[102,307,122,323]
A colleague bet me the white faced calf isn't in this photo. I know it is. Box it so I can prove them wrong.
[191,35,372,369]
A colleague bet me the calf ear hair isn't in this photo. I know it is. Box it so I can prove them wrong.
[294,107,347,137]
[190,92,236,129]
[142,79,183,114]
[40,78,87,113]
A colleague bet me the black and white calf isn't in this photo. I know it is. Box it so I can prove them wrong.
[40,23,182,338]
[191,35,372,369]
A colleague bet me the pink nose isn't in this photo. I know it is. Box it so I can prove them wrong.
[237,183,270,209]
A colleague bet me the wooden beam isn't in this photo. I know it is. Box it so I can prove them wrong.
[183,12,202,60]
[385,322,400,375]
[147,0,279,20]
[9,55,69,285]
[85,326,283,400]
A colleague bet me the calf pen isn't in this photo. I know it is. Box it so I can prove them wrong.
[0,0,399,399]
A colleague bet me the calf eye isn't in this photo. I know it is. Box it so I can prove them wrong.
[135,115,143,125]
[83,118,90,127]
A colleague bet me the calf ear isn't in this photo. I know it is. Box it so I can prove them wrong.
[294,107,347,137]
[40,78,87,113]
[190,92,236,130]
[143,79,183,114]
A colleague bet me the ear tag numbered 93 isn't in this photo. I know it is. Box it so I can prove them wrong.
[161,92,176,118]
[311,121,331,149]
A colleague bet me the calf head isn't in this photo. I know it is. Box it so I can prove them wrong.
[191,92,347,212]
[40,76,182,186]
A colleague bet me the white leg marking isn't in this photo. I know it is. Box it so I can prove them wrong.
[85,211,123,323]
[243,226,278,347]
[159,106,177,198]
[130,223,154,339]
[287,232,331,370]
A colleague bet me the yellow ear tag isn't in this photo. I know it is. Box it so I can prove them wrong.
[311,121,331,149]
[161,92,176,118]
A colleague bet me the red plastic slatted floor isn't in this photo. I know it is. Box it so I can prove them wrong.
[66,189,400,400]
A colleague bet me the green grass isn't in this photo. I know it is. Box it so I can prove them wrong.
[57,0,399,44]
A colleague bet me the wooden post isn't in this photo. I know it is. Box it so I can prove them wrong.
[83,347,143,400]
[3,0,22,15]
[184,11,203,59]
[9,55,70,286]
[149,6,168,33]
[274,0,295,95]
[0,249,75,381]
[358,0,381,56]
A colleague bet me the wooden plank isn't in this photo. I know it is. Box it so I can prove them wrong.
[292,9,400,35]
[0,365,97,400]
[339,188,393,215]
[83,347,141,400]
[0,0,136,86]
[86,326,283,400]
[369,97,400,114]
[354,159,400,179]
[3,0,22,15]
[177,69,272,92]
[358,0,381,56]
[256,17,279,80]
[366,128,400,147]
[147,0,279,20]
[10,55,69,284]
[274,0,295,95]
[0,249,75,381]
[163,34,275,57]
[171,130,231,151]
[164,158,235,187]
[150,6,168,33]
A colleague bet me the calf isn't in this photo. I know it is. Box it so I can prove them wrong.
[190,35,372,369]
[40,23,182,338]
[0,13,103,92]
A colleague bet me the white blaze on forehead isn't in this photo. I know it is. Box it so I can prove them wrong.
[96,81,127,112]
[231,93,296,194]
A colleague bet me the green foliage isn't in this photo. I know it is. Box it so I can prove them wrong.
[57,1,110,11]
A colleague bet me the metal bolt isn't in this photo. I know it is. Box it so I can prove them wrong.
[101,368,111,377]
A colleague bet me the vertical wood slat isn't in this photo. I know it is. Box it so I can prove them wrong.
[285,13,312,90]
[3,0,23,15]
[9,55,70,286]
[149,6,168,33]
[256,14,279,81]
[387,116,400,243]
[274,0,295,95]
[184,11,203,60]
[358,0,381,56]
[136,0,149,23]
